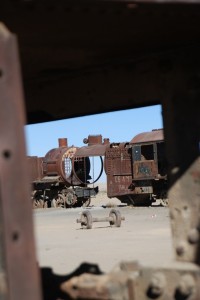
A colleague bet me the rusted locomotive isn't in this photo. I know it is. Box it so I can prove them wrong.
[104,129,168,206]
[28,135,109,208]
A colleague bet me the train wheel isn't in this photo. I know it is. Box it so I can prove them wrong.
[73,198,90,208]
[81,211,93,229]
[160,199,169,207]
[109,209,121,227]
[44,201,48,208]
[51,199,57,208]
[65,192,77,207]
[82,198,91,207]
[51,195,65,208]
[32,199,44,209]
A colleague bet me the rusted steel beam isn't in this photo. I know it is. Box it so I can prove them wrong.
[0,23,42,300]
[162,93,200,264]
[61,261,200,300]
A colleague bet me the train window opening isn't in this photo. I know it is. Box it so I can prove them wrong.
[141,144,154,160]
[86,156,104,185]
[74,157,91,183]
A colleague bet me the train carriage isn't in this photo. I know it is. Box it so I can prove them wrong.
[104,129,168,206]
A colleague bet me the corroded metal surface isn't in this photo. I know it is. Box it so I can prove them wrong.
[162,97,200,264]
[75,144,109,157]
[130,129,164,144]
[61,261,200,300]
[27,135,109,208]
[43,145,79,185]
[1,2,200,124]
[105,131,167,206]
[76,135,109,157]
[169,158,200,263]
[0,23,42,300]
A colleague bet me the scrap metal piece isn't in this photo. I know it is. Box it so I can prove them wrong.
[61,270,131,300]
[61,261,200,300]
[41,263,103,300]
[77,209,125,229]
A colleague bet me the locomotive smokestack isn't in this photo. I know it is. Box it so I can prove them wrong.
[58,138,68,147]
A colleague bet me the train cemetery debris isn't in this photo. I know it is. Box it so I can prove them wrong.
[76,209,125,229]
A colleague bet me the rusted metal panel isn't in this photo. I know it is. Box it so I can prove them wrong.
[107,175,133,198]
[105,143,134,198]
[105,131,168,206]
[130,129,164,144]
[133,160,158,179]
[0,23,42,300]
[162,95,200,264]
[27,156,43,182]
[1,2,200,124]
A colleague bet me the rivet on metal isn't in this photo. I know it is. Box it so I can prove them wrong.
[2,150,11,159]
[147,272,166,298]
[169,208,178,220]
[176,241,186,256]
[177,274,195,298]
[188,228,199,244]
[171,166,180,175]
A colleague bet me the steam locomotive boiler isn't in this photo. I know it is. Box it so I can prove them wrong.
[104,129,168,206]
[28,135,109,208]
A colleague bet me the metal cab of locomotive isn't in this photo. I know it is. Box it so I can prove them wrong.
[105,129,168,206]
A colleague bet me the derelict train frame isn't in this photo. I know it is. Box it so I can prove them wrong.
[28,129,168,208]
[104,129,168,206]
[28,135,109,208]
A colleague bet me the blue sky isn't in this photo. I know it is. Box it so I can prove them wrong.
[24,104,163,182]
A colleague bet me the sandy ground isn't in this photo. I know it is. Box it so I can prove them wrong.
[33,183,174,276]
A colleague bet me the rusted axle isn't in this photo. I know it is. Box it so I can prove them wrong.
[77,209,125,229]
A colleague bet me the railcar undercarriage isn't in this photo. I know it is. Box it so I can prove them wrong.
[32,184,98,208]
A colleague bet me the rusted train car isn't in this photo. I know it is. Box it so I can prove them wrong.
[104,129,168,206]
[28,135,109,208]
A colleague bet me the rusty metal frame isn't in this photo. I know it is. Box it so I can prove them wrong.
[0,23,42,300]
[1,5,200,298]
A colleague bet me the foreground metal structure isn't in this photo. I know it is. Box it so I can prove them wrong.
[1,1,200,299]
[0,23,42,300]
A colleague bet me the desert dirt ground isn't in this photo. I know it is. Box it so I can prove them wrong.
[33,183,174,276]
